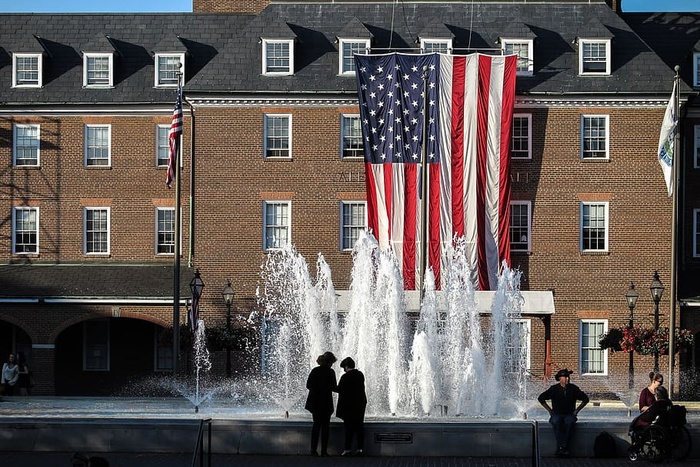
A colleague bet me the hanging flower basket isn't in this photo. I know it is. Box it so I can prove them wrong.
[599,325,694,355]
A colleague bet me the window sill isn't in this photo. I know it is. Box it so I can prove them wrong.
[580,251,609,256]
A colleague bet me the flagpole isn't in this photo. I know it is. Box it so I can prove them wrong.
[668,65,680,395]
[172,69,183,376]
[419,65,429,301]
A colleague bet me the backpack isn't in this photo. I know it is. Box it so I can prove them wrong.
[668,404,687,426]
[593,431,617,458]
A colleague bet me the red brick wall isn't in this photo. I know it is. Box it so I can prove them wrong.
[194,0,270,13]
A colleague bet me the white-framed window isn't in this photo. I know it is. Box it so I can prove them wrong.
[580,319,608,375]
[156,124,170,166]
[693,53,700,87]
[510,201,531,252]
[262,39,294,75]
[581,115,608,159]
[420,38,452,54]
[579,39,610,75]
[694,209,700,258]
[154,53,184,87]
[85,124,111,166]
[83,53,113,87]
[84,319,110,371]
[581,202,608,252]
[12,206,39,254]
[511,114,531,159]
[156,207,175,255]
[341,114,363,159]
[154,325,173,372]
[504,318,531,374]
[264,114,292,158]
[12,53,42,87]
[84,207,110,254]
[501,39,533,75]
[263,201,291,250]
[339,39,370,75]
[694,125,700,168]
[341,201,366,250]
[13,124,40,166]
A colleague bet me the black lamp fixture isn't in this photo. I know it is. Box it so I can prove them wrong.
[221,279,235,377]
[649,271,665,371]
[625,282,639,390]
[189,269,205,328]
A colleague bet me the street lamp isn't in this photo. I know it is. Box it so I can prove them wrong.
[625,282,639,390]
[189,269,205,330]
[221,279,235,377]
[649,271,665,372]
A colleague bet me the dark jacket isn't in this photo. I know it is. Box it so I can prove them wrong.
[336,368,367,420]
[635,399,672,427]
[305,365,337,415]
[538,383,589,415]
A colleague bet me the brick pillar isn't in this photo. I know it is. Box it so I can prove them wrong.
[29,344,56,395]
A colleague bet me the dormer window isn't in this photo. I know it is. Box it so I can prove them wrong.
[420,38,451,54]
[262,39,294,75]
[501,39,533,76]
[83,53,113,87]
[693,53,700,87]
[338,39,370,75]
[578,39,610,75]
[155,53,185,87]
[12,53,42,87]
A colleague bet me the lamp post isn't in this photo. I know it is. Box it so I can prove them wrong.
[221,279,235,377]
[649,271,665,372]
[625,282,639,390]
[189,269,205,330]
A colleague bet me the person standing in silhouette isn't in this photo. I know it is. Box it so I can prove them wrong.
[336,357,367,456]
[538,368,589,457]
[305,351,337,456]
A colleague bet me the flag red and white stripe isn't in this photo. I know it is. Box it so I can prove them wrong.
[356,53,516,290]
[166,88,183,188]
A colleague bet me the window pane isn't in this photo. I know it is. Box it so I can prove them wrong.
[86,126,110,165]
[266,42,290,73]
[582,116,607,158]
[87,56,110,85]
[582,42,607,73]
[510,203,529,251]
[15,125,40,165]
[84,320,109,371]
[581,321,605,374]
[505,42,530,72]
[582,203,606,251]
[157,209,175,254]
[158,55,181,85]
[14,208,38,253]
[16,56,39,85]
[265,203,289,249]
[511,116,530,158]
[342,115,363,158]
[423,41,449,54]
[157,126,170,166]
[265,116,290,157]
[342,42,366,73]
[342,203,366,249]
[86,209,109,253]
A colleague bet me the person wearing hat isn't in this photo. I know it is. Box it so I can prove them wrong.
[335,357,367,457]
[305,351,338,456]
[537,368,590,457]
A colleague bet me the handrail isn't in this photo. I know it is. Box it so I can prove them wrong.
[191,418,213,467]
[531,420,540,467]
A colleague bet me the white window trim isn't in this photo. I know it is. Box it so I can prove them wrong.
[340,201,367,251]
[84,124,112,167]
[505,318,531,373]
[12,53,42,88]
[694,209,700,258]
[511,113,532,160]
[263,200,292,250]
[693,53,700,88]
[156,124,170,167]
[155,207,181,256]
[578,38,611,76]
[263,114,292,159]
[579,319,608,376]
[13,123,41,166]
[154,53,185,87]
[338,38,371,75]
[694,125,700,169]
[83,52,114,87]
[340,114,363,159]
[12,206,39,255]
[262,39,294,76]
[83,319,110,371]
[580,201,609,253]
[580,114,609,160]
[83,207,111,255]
[510,200,531,252]
[419,38,452,54]
[501,39,533,76]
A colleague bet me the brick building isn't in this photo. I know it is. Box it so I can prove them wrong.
[1,1,699,398]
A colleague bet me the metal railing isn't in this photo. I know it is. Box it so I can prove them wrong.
[531,420,541,467]
[191,418,213,467]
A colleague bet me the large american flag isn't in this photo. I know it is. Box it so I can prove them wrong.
[166,87,183,188]
[355,53,516,290]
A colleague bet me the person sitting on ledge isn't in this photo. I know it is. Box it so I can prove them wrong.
[538,368,590,457]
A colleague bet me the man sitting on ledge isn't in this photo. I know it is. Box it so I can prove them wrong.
[538,368,590,457]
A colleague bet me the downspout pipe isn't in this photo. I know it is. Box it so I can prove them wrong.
[184,97,195,267]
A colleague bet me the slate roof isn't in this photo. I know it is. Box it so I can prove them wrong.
[0,3,683,105]
[0,264,195,301]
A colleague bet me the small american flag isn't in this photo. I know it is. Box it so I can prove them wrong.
[166,88,183,188]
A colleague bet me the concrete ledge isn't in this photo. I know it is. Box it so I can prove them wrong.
[0,418,696,458]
